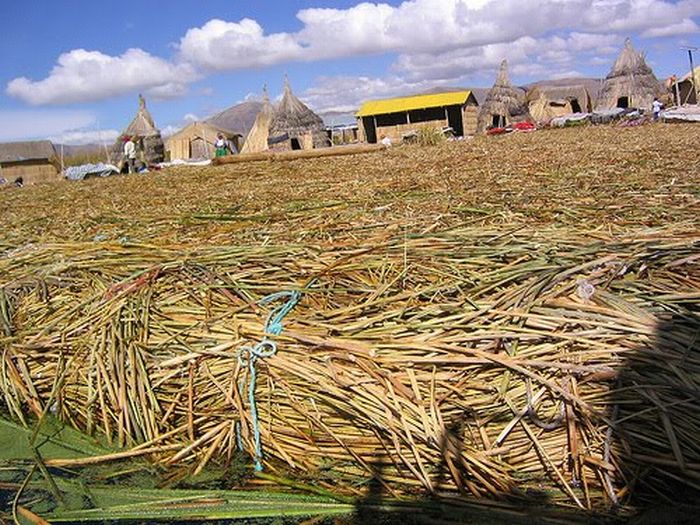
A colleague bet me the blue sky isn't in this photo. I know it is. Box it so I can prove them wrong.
[1,0,698,144]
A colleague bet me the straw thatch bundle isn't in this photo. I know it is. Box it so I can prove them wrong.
[596,39,663,111]
[477,61,531,132]
[241,88,275,154]
[1,226,698,511]
[111,95,165,165]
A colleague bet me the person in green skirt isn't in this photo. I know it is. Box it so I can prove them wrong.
[215,133,230,157]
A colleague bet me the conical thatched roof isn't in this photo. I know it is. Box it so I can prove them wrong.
[123,95,159,137]
[595,38,662,111]
[241,86,275,154]
[242,80,329,153]
[269,77,325,137]
[111,95,164,165]
[476,60,531,132]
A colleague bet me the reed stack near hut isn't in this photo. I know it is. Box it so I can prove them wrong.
[241,88,276,154]
[111,95,165,165]
[595,38,663,111]
[477,60,531,132]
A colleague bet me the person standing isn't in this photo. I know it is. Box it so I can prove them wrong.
[652,98,664,121]
[215,134,230,157]
[123,136,137,173]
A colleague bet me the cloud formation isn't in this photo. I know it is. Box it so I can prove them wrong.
[6,0,700,106]
[0,109,118,145]
[7,48,196,105]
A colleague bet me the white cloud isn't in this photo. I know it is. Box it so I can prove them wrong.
[303,74,455,114]
[171,0,700,74]
[393,32,622,84]
[184,113,200,122]
[178,18,303,71]
[6,48,196,105]
[6,0,700,106]
[642,18,700,38]
[160,125,181,138]
[0,109,97,141]
[49,129,120,146]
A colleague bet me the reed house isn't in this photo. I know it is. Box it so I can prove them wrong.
[596,39,663,111]
[0,140,61,186]
[165,122,242,161]
[356,91,479,144]
[242,80,329,153]
[477,60,531,132]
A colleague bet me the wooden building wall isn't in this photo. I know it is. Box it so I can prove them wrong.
[376,119,448,144]
[0,161,61,186]
[360,101,479,144]
[461,105,479,135]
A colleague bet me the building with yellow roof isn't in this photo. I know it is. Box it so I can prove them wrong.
[355,91,479,144]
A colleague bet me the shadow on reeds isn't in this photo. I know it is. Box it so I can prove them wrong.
[346,310,700,525]
[614,309,700,525]
[347,422,578,525]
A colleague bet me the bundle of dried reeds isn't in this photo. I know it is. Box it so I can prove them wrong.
[1,225,697,511]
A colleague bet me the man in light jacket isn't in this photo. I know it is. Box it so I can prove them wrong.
[123,136,137,173]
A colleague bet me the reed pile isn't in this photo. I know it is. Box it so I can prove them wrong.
[1,225,698,512]
[0,125,698,516]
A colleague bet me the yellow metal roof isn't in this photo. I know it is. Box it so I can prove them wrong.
[356,90,472,117]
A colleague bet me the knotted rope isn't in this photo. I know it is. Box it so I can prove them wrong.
[237,290,301,471]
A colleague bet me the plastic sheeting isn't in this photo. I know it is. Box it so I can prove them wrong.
[550,112,591,127]
[661,107,700,123]
[64,163,119,181]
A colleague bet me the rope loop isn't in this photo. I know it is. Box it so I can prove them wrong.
[236,289,302,471]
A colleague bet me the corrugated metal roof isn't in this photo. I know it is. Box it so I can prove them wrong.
[0,140,57,163]
[356,91,473,117]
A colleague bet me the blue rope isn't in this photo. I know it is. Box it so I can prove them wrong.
[237,290,301,471]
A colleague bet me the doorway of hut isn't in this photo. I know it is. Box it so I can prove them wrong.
[190,138,208,159]
[446,106,464,136]
[362,117,377,144]
[491,114,506,128]
[291,138,301,150]
[570,99,582,113]
[616,97,629,109]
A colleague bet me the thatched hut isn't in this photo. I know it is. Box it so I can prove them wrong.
[595,39,662,111]
[672,66,699,105]
[527,84,593,123]
[241,88,275,154]
[165,122,242,161]
[476,60,531,132]
[111,95,165,165]
[0,140,61,186]
[268,78,329,151]
[356,90,479,144]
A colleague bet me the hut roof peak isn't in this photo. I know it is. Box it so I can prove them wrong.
[495,60,512,88]
[124,95,158,137]
[607,38,653,79]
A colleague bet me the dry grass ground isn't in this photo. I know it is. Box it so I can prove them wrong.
[0,124,698,519]
[1,124,698,248]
